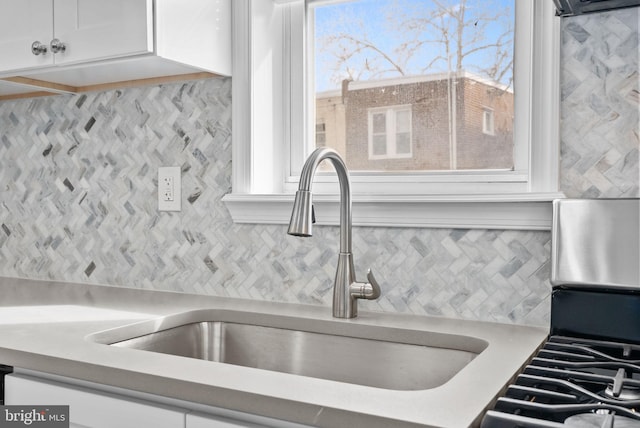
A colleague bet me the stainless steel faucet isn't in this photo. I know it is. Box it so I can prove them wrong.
[288,147,381,318]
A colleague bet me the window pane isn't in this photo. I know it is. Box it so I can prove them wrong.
[316,133,326,146]
[372,135,387,156]
[396,110,410,133]
[313,0,515,172]
[396,132,411,154]
[372,112,386,133]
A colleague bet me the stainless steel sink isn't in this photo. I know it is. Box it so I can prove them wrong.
[99,310,488,391]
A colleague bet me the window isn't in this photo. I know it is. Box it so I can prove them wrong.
[223,0,563,230]
[315,122,327,147]
[482,108,495,136]
[312,0,514,173]
[368,106,412,160]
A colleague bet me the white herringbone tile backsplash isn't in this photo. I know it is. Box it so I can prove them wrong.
[0,8,637,326]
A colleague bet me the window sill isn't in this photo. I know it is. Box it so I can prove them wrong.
[222,192,566,230]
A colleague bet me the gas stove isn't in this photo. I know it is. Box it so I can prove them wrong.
[482,199,640,428]
[484,329,640,427]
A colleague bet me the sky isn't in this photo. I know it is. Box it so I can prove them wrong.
[313,0,515,92]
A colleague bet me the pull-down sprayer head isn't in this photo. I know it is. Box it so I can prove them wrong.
[287,190,314,237]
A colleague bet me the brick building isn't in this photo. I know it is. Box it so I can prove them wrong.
[315,71,514,171]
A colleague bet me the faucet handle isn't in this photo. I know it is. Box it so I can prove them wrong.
[350,269,382,300]
[366,269,381,299]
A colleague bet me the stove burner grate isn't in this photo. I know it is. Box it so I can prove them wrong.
[481,336,640,427]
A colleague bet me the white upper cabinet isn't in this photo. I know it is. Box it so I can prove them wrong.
[0,0,152,72]
[0,0,230,97]
[53,0,153,66]
[0,0,54,71]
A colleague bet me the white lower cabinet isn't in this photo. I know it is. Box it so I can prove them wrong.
[5,373,185,428]
[4,372,281,428]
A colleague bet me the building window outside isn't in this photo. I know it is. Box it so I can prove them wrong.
[316,122,327,147]
[368,106,412,160]
[483,108,495,136]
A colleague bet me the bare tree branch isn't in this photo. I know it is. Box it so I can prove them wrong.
[316,0,514,89]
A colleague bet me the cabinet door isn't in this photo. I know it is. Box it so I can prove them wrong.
[5,374,185,428]
[0,0,54,72]
[53,0,153,65]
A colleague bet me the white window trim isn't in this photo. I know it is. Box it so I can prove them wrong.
[223,0,565,231]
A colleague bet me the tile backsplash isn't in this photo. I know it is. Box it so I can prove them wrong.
[0,9,637,326]
[560,8,639,198]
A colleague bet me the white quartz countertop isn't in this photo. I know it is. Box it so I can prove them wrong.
[0,277,548,427]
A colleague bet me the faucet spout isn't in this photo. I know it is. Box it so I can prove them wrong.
[287,148,382,319]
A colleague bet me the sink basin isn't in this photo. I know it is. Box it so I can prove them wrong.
[96,310,488,391]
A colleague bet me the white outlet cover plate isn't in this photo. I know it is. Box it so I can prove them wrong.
[158,166,181,212]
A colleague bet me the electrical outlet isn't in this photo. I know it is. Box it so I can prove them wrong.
[161,176,174,202]
[158,167,181,211]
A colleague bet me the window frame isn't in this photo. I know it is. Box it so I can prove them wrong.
[223,0,564,230]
